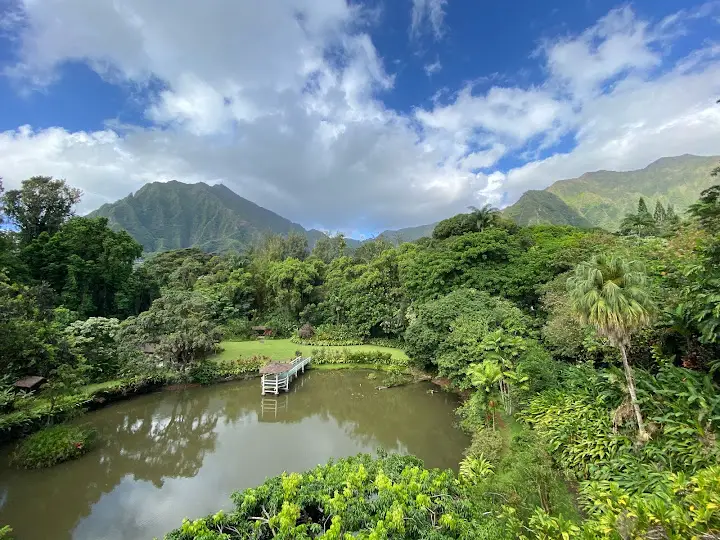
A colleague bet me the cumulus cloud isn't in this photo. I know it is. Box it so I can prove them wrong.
[0,2,718,233]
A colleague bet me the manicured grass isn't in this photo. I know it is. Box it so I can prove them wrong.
[82,380,126,395]
[212,339,409,363]
[310,363,399,372]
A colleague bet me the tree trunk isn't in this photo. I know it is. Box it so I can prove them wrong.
[620,344,649,442]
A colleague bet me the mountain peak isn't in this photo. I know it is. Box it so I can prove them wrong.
[88,180,330,253]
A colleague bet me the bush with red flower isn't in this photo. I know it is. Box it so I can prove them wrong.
[11,424,97,469]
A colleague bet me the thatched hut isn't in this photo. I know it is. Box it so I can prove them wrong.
[14,376,46,392]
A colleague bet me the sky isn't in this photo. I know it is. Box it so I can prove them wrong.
[0,0,719,237]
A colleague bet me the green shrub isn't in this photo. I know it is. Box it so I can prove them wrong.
[189,357,270,385]
[578,465,720,539]
[0,525,12,539]
[465,428,504,464]
[310,348,404,366]
[187,361,222,385]
[381,365,412,387]
[221,319,253,340]
[297,323,314,339]
[520,389,631,480]
[11,424,97,469]
[456,392,493,433]
[164,453,480,539]
[260,312,296,338]
[290,323,364,346]
[364,337,405,348]
[514,343,562,399]
[480,431,578,523]
[290,336,362,346]
[0,387,14,414]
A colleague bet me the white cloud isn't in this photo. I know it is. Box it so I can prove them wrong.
[424,59,442,76]
[501,61,720,200]
[0,3,718,234]
[544,6,661,99]
[410,0,448,41]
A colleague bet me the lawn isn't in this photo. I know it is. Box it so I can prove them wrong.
[212,339,409,363]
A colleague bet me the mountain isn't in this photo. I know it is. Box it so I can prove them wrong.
[89,154,719,254]
[546,154,719,230]
[503,190,593,228]
[89,181,334,253]
[376,222,438,243]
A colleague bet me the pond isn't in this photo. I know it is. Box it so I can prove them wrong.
[0,370,469,540]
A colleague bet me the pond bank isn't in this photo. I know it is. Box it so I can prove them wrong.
[0,362,420,444]
[0,371,468,540]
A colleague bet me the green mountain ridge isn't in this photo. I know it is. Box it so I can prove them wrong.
[546,154,720,230]
[502,190,593,228]
[89,154,719,254]
[89,181,339,253]
[376,222,438,243]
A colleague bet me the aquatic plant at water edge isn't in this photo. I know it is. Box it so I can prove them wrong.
[11,424,97,469]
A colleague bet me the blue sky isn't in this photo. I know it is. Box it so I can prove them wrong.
[0,0,718,236]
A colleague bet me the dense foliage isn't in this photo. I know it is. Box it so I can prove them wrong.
[503,190,592,228]
[3,166,720,538]
[166,453,480,539]
[11,424,96,469]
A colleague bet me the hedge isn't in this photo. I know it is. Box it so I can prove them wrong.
[310,348,406,366]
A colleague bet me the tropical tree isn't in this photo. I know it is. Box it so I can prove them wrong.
[620,211,658,237]
[680,183,720,343]
[653,201,666,223]
[65,317,121,381]
[567,255,654,441]
[466,360,503,430]
[266,257,321,320]
[688,184,720,234]
[468,204,500,232]
[1,176,81,244]
[310,234,346,264]
[22,217,142,317]
[129,290,221,371]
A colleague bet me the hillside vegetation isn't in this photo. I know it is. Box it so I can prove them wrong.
[89,181,333,253]
[503,190,593,227]
[547,154,720,230]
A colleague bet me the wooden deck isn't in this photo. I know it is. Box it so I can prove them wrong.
[261,356,311,395]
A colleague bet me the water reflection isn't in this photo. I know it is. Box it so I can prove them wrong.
[0,371,468,540]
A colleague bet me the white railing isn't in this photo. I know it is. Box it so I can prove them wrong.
[261,356,311,395]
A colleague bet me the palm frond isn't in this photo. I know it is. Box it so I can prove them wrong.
[567,254,654,345]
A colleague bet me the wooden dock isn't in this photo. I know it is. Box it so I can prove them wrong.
[260,356,311,395]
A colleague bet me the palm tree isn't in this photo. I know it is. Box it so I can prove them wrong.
[567,255,654,441]
[467,204,499,232]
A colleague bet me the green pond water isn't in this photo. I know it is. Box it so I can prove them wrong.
[0,370,469,540]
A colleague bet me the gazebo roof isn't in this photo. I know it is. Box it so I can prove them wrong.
[259,362,293,375]
[14,376,46,390]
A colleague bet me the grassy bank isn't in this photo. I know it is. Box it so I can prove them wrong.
[0,376,166,443]
[212,339,410,363]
